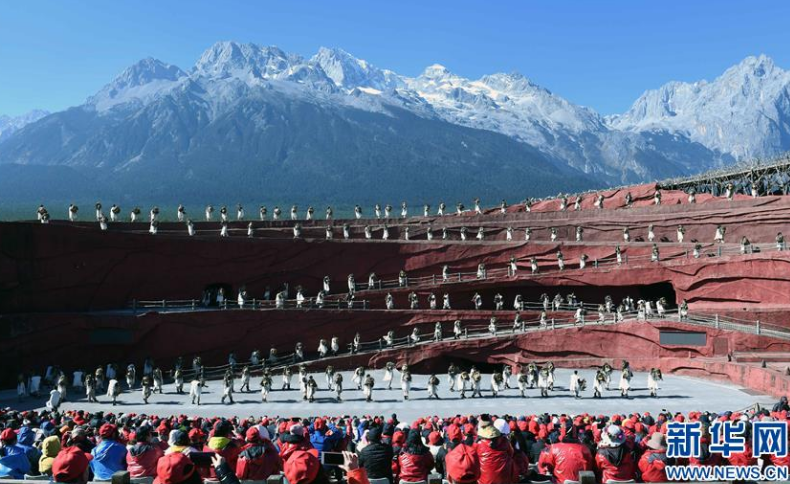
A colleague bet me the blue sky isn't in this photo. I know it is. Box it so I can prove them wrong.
[1,0,788,116]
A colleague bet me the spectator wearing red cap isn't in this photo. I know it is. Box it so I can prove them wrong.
[446,440,480,484]
[538,423,594,483]
[440,424,479,484]
[0,428,32,479]
[309,418,343,457]
[235,426,282,480]
[154,452,201,484]
[396,429,435,483]
[90,424,127,480]
[358,426,394,484]
[594,425,636,483]
[126,426,164,477]
[52,446,93,484]
[284,449,328,484]
[475,420,517,484]
[638,432,673,483]
[205,420,242,478]
[188,429,205,450]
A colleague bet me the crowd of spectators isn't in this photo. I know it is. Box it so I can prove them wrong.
[1,404,789,484]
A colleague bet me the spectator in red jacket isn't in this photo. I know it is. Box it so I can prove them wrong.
[475,419,517,484]
[279,424,315,462]
[445,439,480,484]
[126,426,164,477]
[396,429,435,483]
[236,427,282,480]
[538,425,594,483]
[204,420,242,478]
[595,425,636,483]
[638,432,673,483]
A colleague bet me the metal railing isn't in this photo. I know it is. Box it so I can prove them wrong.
[344,241,781,295]
[110,308,790,386]
[130,297,371,313]
[125,241,785,315]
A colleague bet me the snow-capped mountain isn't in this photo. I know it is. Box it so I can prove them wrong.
[610,55,790,160]
[312,47,404,93]
[0,109,49,143]
[87,58,187,112]
[0,41,786,204]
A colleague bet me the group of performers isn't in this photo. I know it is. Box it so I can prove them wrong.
[39,180,767,228]
[33,355,664,409]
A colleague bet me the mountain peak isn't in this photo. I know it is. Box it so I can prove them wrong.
[421,64,452,79]
[0,109,49,143]
[725,54,778,79]
[194,41,292,79]
[112,57,186,90]
[87,57,187,111]
[311,46,402,91]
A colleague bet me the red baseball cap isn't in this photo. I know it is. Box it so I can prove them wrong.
[445,444,480,484]
[154,452,196,484]
[99,423,117,439]
[0,428,16,442]
[245,427,262,443]
[53,446,93,483]
[284,450,320,484]
[446,424,462,442]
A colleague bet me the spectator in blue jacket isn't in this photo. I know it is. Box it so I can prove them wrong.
[16,426,42,472]
[0,428,32,478]
[309,418,343,456]
[90,424,127,480]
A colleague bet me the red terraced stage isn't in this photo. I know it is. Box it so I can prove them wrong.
[3,183,790,395]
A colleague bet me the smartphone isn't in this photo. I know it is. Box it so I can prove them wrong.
[188,452,215,466]
[320,452,345,466]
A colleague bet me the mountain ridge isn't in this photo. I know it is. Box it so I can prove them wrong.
[1,42,787,204]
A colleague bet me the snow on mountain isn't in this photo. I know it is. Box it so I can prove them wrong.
[404,65,605,149]
[88,58,187,112]
[5,42,788,188]
[610,55,790,160]
[311,47,404,92]
[0,109,49,143]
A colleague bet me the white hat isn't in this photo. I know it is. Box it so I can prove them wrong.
[256,424,271,441]
[494,419,511,436]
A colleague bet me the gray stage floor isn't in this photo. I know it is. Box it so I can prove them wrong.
[5,369,775,421]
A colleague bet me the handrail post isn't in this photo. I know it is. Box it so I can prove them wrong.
[718,246,722,257]
[191,299,196,310]
[594,259,598,268]
[162,300,166,308]
[458,272,462,282]
[551,318,555,330]
[715,314,719,329]
[132,299,137,315]
[757,319,761,335]
[432,275,436,284]
[464,328,468,339]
